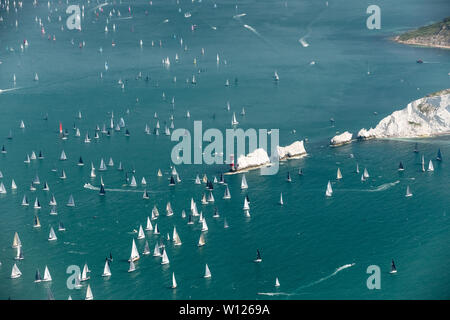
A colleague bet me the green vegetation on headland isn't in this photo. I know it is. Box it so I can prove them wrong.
[394,17,450,49]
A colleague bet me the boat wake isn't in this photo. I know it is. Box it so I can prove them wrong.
[257,263,355,297]
[339,181,400,193]
[83,183,147,193]
[0,87,21,94]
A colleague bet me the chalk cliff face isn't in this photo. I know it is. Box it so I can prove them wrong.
[330,131,353,146]
[236,148,270,170]
[276,140,307,159]
[358,90,450,139]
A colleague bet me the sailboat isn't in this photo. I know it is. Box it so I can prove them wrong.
[42,266,52,281]
[355,163,360,174]
[275,278,280,287]
[145,217,153,231]
[34,197,41,209]
[12,232,21,248]
[436,148,442,161]
[102,260,112,277]
[129,239,140,262]
[166,202,174,216]
[173,227,182,246]
[325,181,333,197]
[137,225,145,240]
[223,186,231,199]
[80,264,90,281]
[274,71,279,81]
[198,233,206,247]
[67,194,75,207]
[58,221,66,231]
[48,227,57,241]
[153,243,161,257]
[85,284,93,300]
[60,150,67,161]
[161,248,170,265]
[421,155,425,172]
[405,185,413,197]
[363,168,370,179]
[99,184,106,196]
[398,162,405,171]
[15,245,24,260]
[50,206,58,216]
[0,182,6,194]
[11,179,17,190]
[254,250,262,263]
[201,218,208,232]
[195,175,201,184]
[279,193,284,205]
[43,181,49,191]
[142,189,149,199]
[336,168,342,180]
[35,269,42,282]
[241,175,248,189]
[19,120,25,129]
[49,194,57,206]
[143,241,151,255]
[33,215,41,228]
[231,112,239,126]
[99,158,107,171]
[414,143,419,153]
[427,160,434,172]
[390,260,397,274]
[286,172,292,182]
[171,272,177,289]
[224,218,229,229]
[22,195,29,206]
[204,264,212,278]
[11,263,22,279]
[130,176,137,187]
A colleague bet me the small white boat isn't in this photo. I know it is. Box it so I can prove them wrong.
[325,181,333,197]
[85,284,93,300]
[427,160,434,172]
[42,266,52,282]
[11,263,22,278]
[102,260,111,277]
[171,272,177,288]
[241,175,248,189]
[48,227,57,241]
[204,264,211,278]
[161,248,170,265]
[405,186,413,197]
[337,168,342,180]
[129,239,140,262]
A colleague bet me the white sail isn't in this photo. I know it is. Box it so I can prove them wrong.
[161,248,170,265]
[102,260,111,277]
[48,227,57,241]
[243,197,250,210]
[11,263,22,278]
[130,175,137,187]
[0,182,6,194]
[231,112,239,126]
[363,168,369,178]
[43,266,52,281]
[241,175,248,189]
[173,227,182,246]
[137,225,145,239]
[141,177,147,185]
[129,239,140,262]
[198,233,206,247]
[67,195,75,206]
[204,264,211,278]
[99,158,107,171]
[405,185,413,197]
[428,160,434,172]
[201,218,208,232]
[275,277,280,287]
[128,260,136,272]
[81,263,90,281]
[60,150,67,161]
[325,181,333,197]
[143,241,151,255]
[223,186,231,199]
[337,168,342,180]
[85,284,93,300]
[11,179,17,190]
[145,217,153,231]
[171,272,177,288]
[279,193,284,205]
[153,243,161,257]
[12,232,21,248]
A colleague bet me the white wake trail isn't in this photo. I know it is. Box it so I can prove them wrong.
[257,263,355,297]
[83,183,145,193]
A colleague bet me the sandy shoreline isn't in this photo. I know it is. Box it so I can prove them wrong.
[393,36,450,49]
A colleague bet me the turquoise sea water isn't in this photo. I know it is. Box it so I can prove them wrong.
[0,0,449,299]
